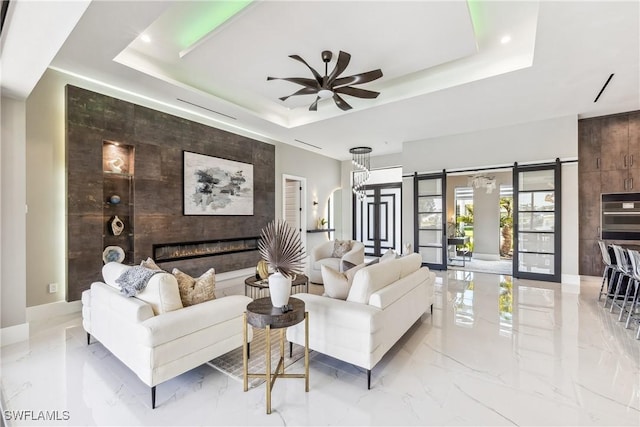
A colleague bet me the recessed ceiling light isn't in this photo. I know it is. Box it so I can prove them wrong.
[500,35,511,44]
[141,34,151,43]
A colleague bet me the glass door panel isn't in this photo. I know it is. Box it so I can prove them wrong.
[414,173,446,270]
[513,162,561,282]
[354,185,401,256]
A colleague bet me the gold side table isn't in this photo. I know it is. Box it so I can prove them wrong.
[243,297,309,414]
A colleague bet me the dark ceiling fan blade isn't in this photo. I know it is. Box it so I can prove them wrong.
[332,93,353,111]
[267,76,319,89]
[327,51,351,84]
[289,55,323,84]
[309,96,320,111]
[279,86,319,101]
[333,69,383,88]
[334,86,380,99]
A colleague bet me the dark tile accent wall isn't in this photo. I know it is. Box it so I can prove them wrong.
[66,85,274,301]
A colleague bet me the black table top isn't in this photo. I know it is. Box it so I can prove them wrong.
[246,297,305,329]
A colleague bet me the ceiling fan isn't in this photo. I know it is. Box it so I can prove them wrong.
[267,50,383,111]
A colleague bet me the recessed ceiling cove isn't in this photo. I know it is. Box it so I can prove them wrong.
[113,0,503,127]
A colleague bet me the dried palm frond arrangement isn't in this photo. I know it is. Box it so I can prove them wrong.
[258,219,306,278]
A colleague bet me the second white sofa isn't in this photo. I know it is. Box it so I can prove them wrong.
[287,253,435,388]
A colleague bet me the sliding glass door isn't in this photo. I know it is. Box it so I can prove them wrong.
[414,172,447,270]
[513,160,561,282]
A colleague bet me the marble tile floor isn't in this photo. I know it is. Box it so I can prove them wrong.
[1,271,639,426]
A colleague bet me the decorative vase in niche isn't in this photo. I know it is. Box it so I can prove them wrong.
[268,271,291,307]
[111,215,124,236]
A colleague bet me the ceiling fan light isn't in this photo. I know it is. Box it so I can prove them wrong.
[318,89,334,99]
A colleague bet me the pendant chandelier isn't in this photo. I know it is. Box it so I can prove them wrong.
[469,174,497,193]
[350,147,372,201]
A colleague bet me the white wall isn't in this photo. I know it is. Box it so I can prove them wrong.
[402,115,578,173]
[399,115,579,278]
[25,70,66,306]
[276,142,342,257]
[1,96,27,331]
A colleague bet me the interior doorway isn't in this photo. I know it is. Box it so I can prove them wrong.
[353,167,403,257]
[282,174,307,265]
[446,169,513,275]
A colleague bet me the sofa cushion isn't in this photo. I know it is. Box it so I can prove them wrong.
[332,240,352,258]
[135,273,183,315]
[347,260,402,304]
[397,252,423,278]
[172,268,216,307]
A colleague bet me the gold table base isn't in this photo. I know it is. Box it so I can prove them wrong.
[242,312,309,414]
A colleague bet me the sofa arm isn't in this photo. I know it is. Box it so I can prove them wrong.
[341,241,365,266]
[139,295,252,347]
[90,282,155,323]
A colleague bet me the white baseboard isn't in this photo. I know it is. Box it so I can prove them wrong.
[1,322,29,347]
[472,253,501,261]
[26,300,82,323]
[561,274,581,293]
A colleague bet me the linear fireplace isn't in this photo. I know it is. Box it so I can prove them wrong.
[153,237,260,263]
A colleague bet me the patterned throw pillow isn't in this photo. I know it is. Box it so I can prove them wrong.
[332,240,353,258]
[172,268,216,306]
[140,257,163,271]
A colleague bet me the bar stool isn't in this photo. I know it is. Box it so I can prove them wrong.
[597,240,614,301]
[625,249,640,339]
[605,244,632,312]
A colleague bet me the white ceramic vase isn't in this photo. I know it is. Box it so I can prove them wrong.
[268,271,292,307]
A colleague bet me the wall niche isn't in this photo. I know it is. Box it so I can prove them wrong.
[66,85,275,301]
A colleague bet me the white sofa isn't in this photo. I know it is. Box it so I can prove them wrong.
[82,263,252,408]
[287,253,435,388]
[309,240,365,284]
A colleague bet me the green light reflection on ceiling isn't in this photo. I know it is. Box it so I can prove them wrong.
[467,0,484,39]
[179,0,253,49]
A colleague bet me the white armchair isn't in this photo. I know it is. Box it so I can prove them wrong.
[310,240,365,284]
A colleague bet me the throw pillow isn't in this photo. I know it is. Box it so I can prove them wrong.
[321,265,350,300]
[172,268,216,307]
[140,257,163,271]
[322,262,368,300]
[380,249,398,263]
[332,240,353,258]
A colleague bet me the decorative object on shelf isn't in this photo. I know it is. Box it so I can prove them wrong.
[316,217,327,229]
[469,174,496,194]
[109,194,121,205]
[256,259,269,280]
[350,147,372,201]
[258,219,305,307]
[183,151,254,216]
[102,245,125,264]
[108,157,125,173]
[110,215,125,236]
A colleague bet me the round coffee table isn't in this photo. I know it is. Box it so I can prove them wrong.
[243,297,309,414]
[244,274,309,299]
